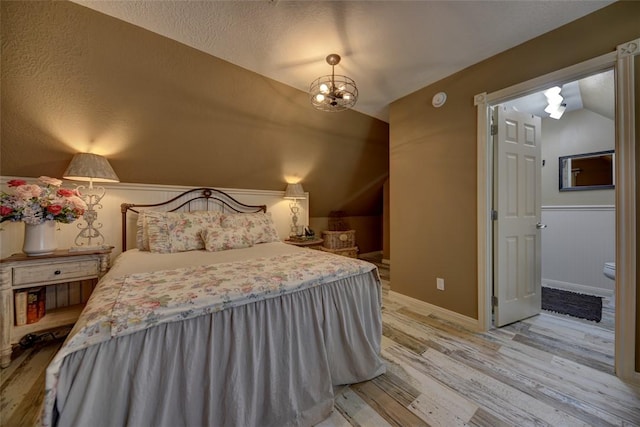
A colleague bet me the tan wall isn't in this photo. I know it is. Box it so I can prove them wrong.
[383,178,390,262]
[0,1,389,243]
[390,1,639,356]
[636,54,640,373]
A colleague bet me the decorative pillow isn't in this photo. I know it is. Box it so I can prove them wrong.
[142,211,223,253]
[166,211,223,252]
[221,212,279,244]
[201,224,253,252]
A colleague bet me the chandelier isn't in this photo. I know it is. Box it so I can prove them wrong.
[309,54,358,112]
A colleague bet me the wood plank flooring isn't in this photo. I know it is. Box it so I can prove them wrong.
[328,253,638,426]
[2,253,638,427]
[1,332,65,427]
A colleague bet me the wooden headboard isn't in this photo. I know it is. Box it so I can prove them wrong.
[120,187,267,252]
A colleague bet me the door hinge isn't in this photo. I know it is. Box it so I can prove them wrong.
[492,295,498,306]
[491,210,498,220]
[490,124,498,136]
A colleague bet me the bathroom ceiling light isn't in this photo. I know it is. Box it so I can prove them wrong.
[544,85,566,120]
[548,103,567,119]
[543,86,563,104]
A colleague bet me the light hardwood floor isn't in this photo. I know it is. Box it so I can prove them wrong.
[2,254,638,427]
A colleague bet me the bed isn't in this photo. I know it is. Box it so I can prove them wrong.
[42,188,385,427]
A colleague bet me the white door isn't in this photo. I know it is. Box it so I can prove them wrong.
[493,106,543,327]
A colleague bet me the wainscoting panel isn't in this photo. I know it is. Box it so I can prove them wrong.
[541,205,615,296]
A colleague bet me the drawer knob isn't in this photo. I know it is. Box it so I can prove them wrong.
[54,270,61,275]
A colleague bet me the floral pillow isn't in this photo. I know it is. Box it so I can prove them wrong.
[139,210,223,253]
[167,211,223,252]
[145,211,172,253]
[221,212,280,245]
[136,210,160,251]
[136,212,148,250]
[201,224,253,252]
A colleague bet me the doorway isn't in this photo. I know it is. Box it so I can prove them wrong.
[474,40,638,383]
[492,69,616,328]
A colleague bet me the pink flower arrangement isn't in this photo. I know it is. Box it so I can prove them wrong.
[0,176,87,225]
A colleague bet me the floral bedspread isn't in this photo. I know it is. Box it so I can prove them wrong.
[42,250,378,426]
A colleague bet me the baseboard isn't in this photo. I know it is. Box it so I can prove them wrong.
[388,290,480,332]
[543,279,614,297]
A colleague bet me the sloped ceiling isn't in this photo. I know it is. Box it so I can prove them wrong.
[579,70,615,120]
[503,69,615,120]
[71,0,613,123]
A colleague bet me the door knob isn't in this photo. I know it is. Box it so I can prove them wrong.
[536,223,547,229]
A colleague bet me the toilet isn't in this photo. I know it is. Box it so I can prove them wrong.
[603,262,615,280]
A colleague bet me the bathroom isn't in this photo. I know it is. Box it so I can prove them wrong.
[540,70,615,302]
[506,69,616,306]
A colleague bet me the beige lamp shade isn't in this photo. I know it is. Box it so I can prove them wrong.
[63,153,119,183]
[284,183,306,199]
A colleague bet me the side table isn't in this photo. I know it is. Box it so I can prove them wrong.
[284,238,324,249]
[0,247,112,368]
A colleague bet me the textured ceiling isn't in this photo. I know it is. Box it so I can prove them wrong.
[71,0,613,122]
[579,69,616,120]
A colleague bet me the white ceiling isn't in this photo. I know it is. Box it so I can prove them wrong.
[72,0,614,123]
[503,69,615,120]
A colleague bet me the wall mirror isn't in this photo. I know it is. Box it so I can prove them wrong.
[559,150,614,191]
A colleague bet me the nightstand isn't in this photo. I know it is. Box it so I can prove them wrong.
[0,247,113,368]
[284,238,324,249]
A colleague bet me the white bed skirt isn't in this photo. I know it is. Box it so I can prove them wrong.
[52,271,385,427]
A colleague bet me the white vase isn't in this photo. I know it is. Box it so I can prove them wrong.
[23,221,57,256]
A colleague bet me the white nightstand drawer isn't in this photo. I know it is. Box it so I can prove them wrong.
[12,260,100,286]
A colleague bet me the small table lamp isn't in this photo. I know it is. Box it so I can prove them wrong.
[63,153,119,248]
[284,183,306,237]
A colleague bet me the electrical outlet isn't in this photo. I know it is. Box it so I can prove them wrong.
[436,277,445,291]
